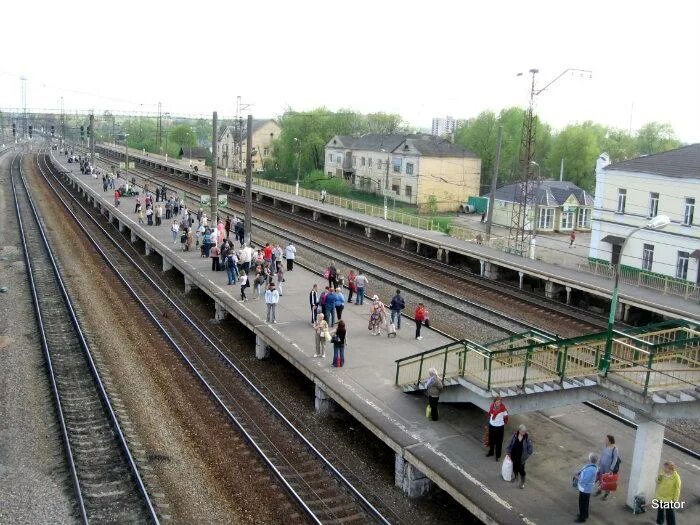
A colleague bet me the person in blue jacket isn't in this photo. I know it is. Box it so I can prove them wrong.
[574,453,599,523]
[325,288,337,327]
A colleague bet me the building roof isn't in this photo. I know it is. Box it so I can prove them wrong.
[485,180,593,207]
[604,143,700,179]
[218,119,277,142]
[326,133,477,158]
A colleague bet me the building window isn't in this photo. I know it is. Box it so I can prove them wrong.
[683,197,695,226]
[642,244,654,271]
[392,157,402,173]
[377,160,382,171]
[561,211,574,230]
[337,154,343,164]
[406,162,414,175]
[327,172,332,176]
[405,185,412,198]
[577,208,591,228]
[361,157,366,166]
[648,192,659,217]
[263,147,270,157]
[538,208,554,229]
[328,154,333,164]
[617,189,627,213]
[368,158,372,168]
[676,251,690,280]
[352,156,357,167]
[392,184,400,194]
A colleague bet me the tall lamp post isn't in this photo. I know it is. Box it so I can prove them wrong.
[599,214,671,374]
[293,137,301,195]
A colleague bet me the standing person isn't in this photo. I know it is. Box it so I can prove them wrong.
[185,228,194,252]
[389,289,405,330]
[284,242,296,271]
[146,206,153,225]
[595,435,620,499]
[137,206,144,225]
[414,302,427,340]
[155,204,163,226]
[165,198,172,220]
[320,188,327,204]
[225,248,239,285]
[319,286,330,322]
[655,461,681,525]
[505,424,533,489]
[202,228,212,257]
[134,195,141,213]
[325,286,338,327]
[263,242,273,267]
[224,216,231,239]
[274,244,284,274]
[334,287,345,321]
[239,272,249,301]
[570,230,577,248]
[240,244,252,275]
[326,262,338,290]
[573,453,599,523]
[114,189,121,207]
[309,283,320,324]
[424,368,443,421]
[313,313,329,358]
[276,261,285,295]
[355,270,368,305]
[346,269,357,304]
[368,295,386,336]
[210,243,221,271]
[331,320,346,367]
[155,187,160,202]
[171,220,179,244]
[486,396,509,461]
[265,283,280,323]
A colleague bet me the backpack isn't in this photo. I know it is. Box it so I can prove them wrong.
[612,449,622,474]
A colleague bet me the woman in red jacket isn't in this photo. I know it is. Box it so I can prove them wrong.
[414,303,427,340]
[486,396,509,461]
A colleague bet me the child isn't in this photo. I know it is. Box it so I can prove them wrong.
[239,273,249,301]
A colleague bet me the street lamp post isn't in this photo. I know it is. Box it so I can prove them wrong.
[599,215,671,374]
[293,137,301,196]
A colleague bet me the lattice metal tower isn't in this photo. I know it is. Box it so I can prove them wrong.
[20,76,28,138]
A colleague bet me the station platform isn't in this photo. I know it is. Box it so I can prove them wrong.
[50,150,700,525]
[92,142,699,322]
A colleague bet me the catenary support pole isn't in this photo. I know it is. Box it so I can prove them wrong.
[486,125,502,241]
[244,114,253,245]
[210,111,218,224]
[89,113,95,166]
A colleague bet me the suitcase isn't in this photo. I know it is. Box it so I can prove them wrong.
[387,323,397,338]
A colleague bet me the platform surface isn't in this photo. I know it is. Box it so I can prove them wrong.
[52,150,700,525]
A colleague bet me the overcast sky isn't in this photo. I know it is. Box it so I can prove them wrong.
[2,0,699,141]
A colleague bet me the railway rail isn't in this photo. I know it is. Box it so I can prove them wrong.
[38,150,394,525]
[82,147,603,338]
[9,152,158,524]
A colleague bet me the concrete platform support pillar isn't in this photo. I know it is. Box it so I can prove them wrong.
[401,237,406,249]
[623,304,631,322]
[291,205,296,213]
[272,198,278,207]
[255,193,263,202]
[130,230,138,243]
[518,271,524,289]
[544,281,558,299]
[415,242,421,254]
[93,197,99,209]
[214,302,227,321]
[364,227,372,239]
[162,258,173,272]
[184,275,195,294]
[437,248,444,262]
[119,221,126,233]
[255,336,270,360]
[313,211,320,221]
[444,250,449,264]
[314,385,334,416]
[339,217,344,227]
[613,300,625,321]
[145,243,153,256]
[395,455,432,497]
[482,261,499,280]
[626,419,665,509]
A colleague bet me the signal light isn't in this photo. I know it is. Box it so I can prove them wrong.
[12,123,16,136]
[51,125,55,136]
[28,125,33,138]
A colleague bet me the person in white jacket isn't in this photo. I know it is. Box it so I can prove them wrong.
[265,283,280,323]
[284,242,296,271]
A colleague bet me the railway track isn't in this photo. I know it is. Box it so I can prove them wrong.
[38,151,394,525]
[82,147,603,338]
[10,152,158,524]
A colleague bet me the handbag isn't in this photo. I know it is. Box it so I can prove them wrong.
[424,319,431,328]
[324,331,331,343]
[501,456,514,481]
[425,405,431,419]
[482,425,490,447]
[323,269,330,279]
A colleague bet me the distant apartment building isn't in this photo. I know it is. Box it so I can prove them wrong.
[324,133,481,212]
[216,119,280,173]
[588,145,700,284]
[431,116,466,137]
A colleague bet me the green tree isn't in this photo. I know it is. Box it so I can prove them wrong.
[168,124,197,150]
[635,122,681,155]
[601,129,638,163]
[544,122,604,191]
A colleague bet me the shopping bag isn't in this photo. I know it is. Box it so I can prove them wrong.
[482,425,490,447]
[425,404,431,419]
[501,456,513,481]
[600,473,619,492]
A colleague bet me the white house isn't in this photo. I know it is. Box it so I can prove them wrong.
[588,145,700,285]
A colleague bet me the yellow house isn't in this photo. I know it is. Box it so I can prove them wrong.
[217,119,280,173]
[324,133,480,212]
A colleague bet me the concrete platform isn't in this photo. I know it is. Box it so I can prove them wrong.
[93,142,700,322]
[50,150,700,525]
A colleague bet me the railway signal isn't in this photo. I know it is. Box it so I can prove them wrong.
[12,123,16,137]
[80,125,85,140]
[28,125,33,138]
[87,125,91,137]
[51,125,55,136]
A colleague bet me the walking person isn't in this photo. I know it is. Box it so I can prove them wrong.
[414,302,427,340]
[389,289,405,330]
[276,262,285,295]
[486,396,509,461]
[573,453,599,523]
[210,243,221,271]
[314,313,329,358]
[239,273,249,301]
[265,283,280,323]
[284,242,296,271]
[309,283,320,324]
[346,269,357,304]
[326,262,338,290]
[224,216,231,239]
[655,461,681,525]
[334,288,345,321]
[595,435,620,500]
[368,295,386,336]
[355,270,368,305]
[424,368,443,421]
[570,230,576,248]
[505,424,533,489]
[331,320,346,367]
[171,220,179,244]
